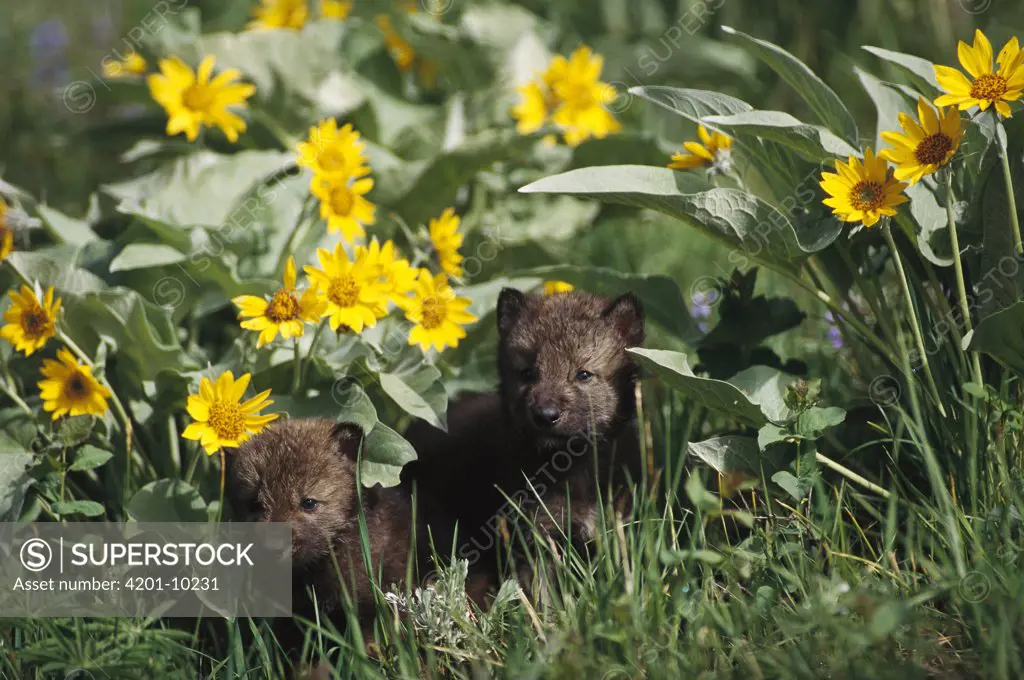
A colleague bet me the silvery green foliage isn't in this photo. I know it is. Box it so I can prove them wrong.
[385,559,520,649]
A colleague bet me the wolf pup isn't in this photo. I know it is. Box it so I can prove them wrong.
[406,288,645,571]
[229,418,425,655]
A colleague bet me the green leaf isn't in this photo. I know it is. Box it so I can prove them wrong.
[862,46,939,90]
[659,548,723,566]
[627,86,753,122]
[56,416,94,448]
[375,129,536,227]
[5,251,106,295]
[51,500,106,517]
[361,423,417,488]
[723,26,858,144]
[109,244,187,273]
[36,205,98,246]
[771,470,812,500]
[0,452,35,522]
[795,406,847,438]
[104,150,294,230]
[687,436,761,476]
[853,66,913,152]
[275,382,379,434]
[758,423,789,449]
[513,264,703,344]
[127,479,208,522]
[969,301,1024,376]
[69,445,115,472]
[379,361,448,431]
[628,348,786,427]
[704,110,858,162]
[684,474,720,513]
[520,166,832,272]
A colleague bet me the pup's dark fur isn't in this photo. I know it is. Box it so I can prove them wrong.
[405,288,645,573]
[229,418,421,655]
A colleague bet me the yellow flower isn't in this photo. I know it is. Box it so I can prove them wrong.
[0,199,13,262]
[820,148,909,228]
[400,270,477,352]
[296,119,370,179]
[668,125,733,171]
[543,281,574,295]
[376,15,416,73]
[249,0,309,30]
[321,0,353,19]
[103,52,147,78]
[513,81,555,135]
[1,285,60,356]
[310,175,376,243]
[880,97,964,185]
[355,239,418,304]
[428,207,464,278]
[147,55,256,143]
[37,349,112,420]
[549,46,621,147]
[231,257,325,348]
[935,30,1024,119]
[304,243,389,333]
[182,371,278,454]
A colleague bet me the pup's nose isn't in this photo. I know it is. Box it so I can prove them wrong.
[531,405,561,428]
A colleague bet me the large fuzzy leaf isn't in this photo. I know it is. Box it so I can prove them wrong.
[520,165,839,272]
[628,348,792,427]
[723,26,858,145]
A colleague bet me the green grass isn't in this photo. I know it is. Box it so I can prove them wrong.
[4,379,1022,679]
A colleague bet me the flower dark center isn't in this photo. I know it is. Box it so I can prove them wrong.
[327,275,360,308]
[265,289,300,323]
[20,308,49,339]
[183,83,215,111]
[318,146,350,174]
[915,133,954,166]
[208,401,246,441]
[63,372,90,400]
[850,181,885,212]
[970,73,1008,102]
[330,186,354,216]
[419,297,446,330]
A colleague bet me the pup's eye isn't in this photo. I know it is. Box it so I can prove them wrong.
[576,370,594,382]
[520,366,538,381]
[300,498,319,512]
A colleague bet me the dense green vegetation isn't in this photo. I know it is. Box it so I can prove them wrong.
[1,1,1023,678]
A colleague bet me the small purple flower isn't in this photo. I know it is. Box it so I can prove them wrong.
[824,311,844,349]
[30,19,70,87]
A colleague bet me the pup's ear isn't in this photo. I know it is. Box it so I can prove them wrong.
[497,288,528,336]
[601,293,645,347]
[330,421,364,459]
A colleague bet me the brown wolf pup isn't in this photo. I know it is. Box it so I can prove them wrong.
[404,288,645,582]
[229,418,439,663]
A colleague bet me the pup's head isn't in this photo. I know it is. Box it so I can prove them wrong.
[496,288,644,450]
[228,418,364,569]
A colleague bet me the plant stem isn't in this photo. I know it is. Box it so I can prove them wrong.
[291,337,302,395]
[58,330,135,483]
[996,118,1023,254]
[301,319,328,386]
[881,223,946,417]
[943,171,984,386]
[786,263,898,367]
[217,449,226,524]
[0,378,34,418]
[815,452,890,499]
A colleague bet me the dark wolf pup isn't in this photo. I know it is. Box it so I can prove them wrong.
[405,287,645,575]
